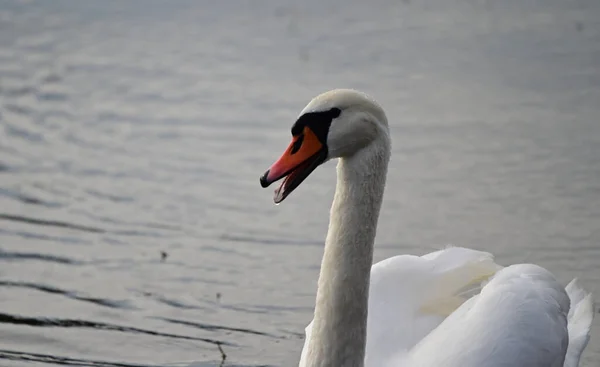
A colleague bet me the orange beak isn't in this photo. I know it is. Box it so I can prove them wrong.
[260,126,327,203]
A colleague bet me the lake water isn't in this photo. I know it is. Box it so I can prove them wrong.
[1,0,599,366]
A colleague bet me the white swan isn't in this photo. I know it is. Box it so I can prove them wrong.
[260,89,594,367]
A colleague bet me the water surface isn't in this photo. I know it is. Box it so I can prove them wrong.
[1,0,599,366]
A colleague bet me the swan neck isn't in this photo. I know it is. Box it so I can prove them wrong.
[305,139,390,367]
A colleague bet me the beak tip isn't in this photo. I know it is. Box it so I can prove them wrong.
[260,170,271,188]
[274,188,286,204]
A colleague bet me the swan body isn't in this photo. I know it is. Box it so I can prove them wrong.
[260,89,594,367]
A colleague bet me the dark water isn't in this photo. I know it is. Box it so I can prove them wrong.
[1,0,599,366]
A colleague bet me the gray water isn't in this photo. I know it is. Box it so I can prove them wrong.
[1,0,599,366]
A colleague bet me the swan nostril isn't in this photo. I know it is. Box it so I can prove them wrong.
[290,134,304,155]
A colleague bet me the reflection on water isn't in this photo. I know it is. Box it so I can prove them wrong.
[1,0,599,366]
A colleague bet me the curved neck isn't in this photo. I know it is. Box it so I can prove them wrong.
[305,135,390,367]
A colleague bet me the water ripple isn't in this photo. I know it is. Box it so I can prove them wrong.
[3,86,36,97]
[4,103,34,117]
[137,292,207,311]
[0,228,89,245]
[155,317,278,338]
[0,313,234,347]
[0,214,172,238]
[219,234,323,247]
[0,213,106,233]
[0,349,273,367]
[0,281,132,310]
[0,249,80,265]
[36,91,68,102]
[0,187,63,208]
[0,349,152,367]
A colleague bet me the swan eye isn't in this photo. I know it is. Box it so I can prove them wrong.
[330,107,341,118]
[291,107,342,139]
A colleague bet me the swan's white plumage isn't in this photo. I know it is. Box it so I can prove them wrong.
[407,263,571,367]
[300,247,501,367]
[266,89,593,367]
[364,247,501,367]
[300,248,593,367]
[564,279,594,367]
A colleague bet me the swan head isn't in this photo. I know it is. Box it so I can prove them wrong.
[260,89,388,203]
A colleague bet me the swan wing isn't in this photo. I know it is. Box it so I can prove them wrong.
[406,264,576,367]
[299,247,501,367]
[564,278,594,367]
[365,246,501,366]
[300,249,593,367]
